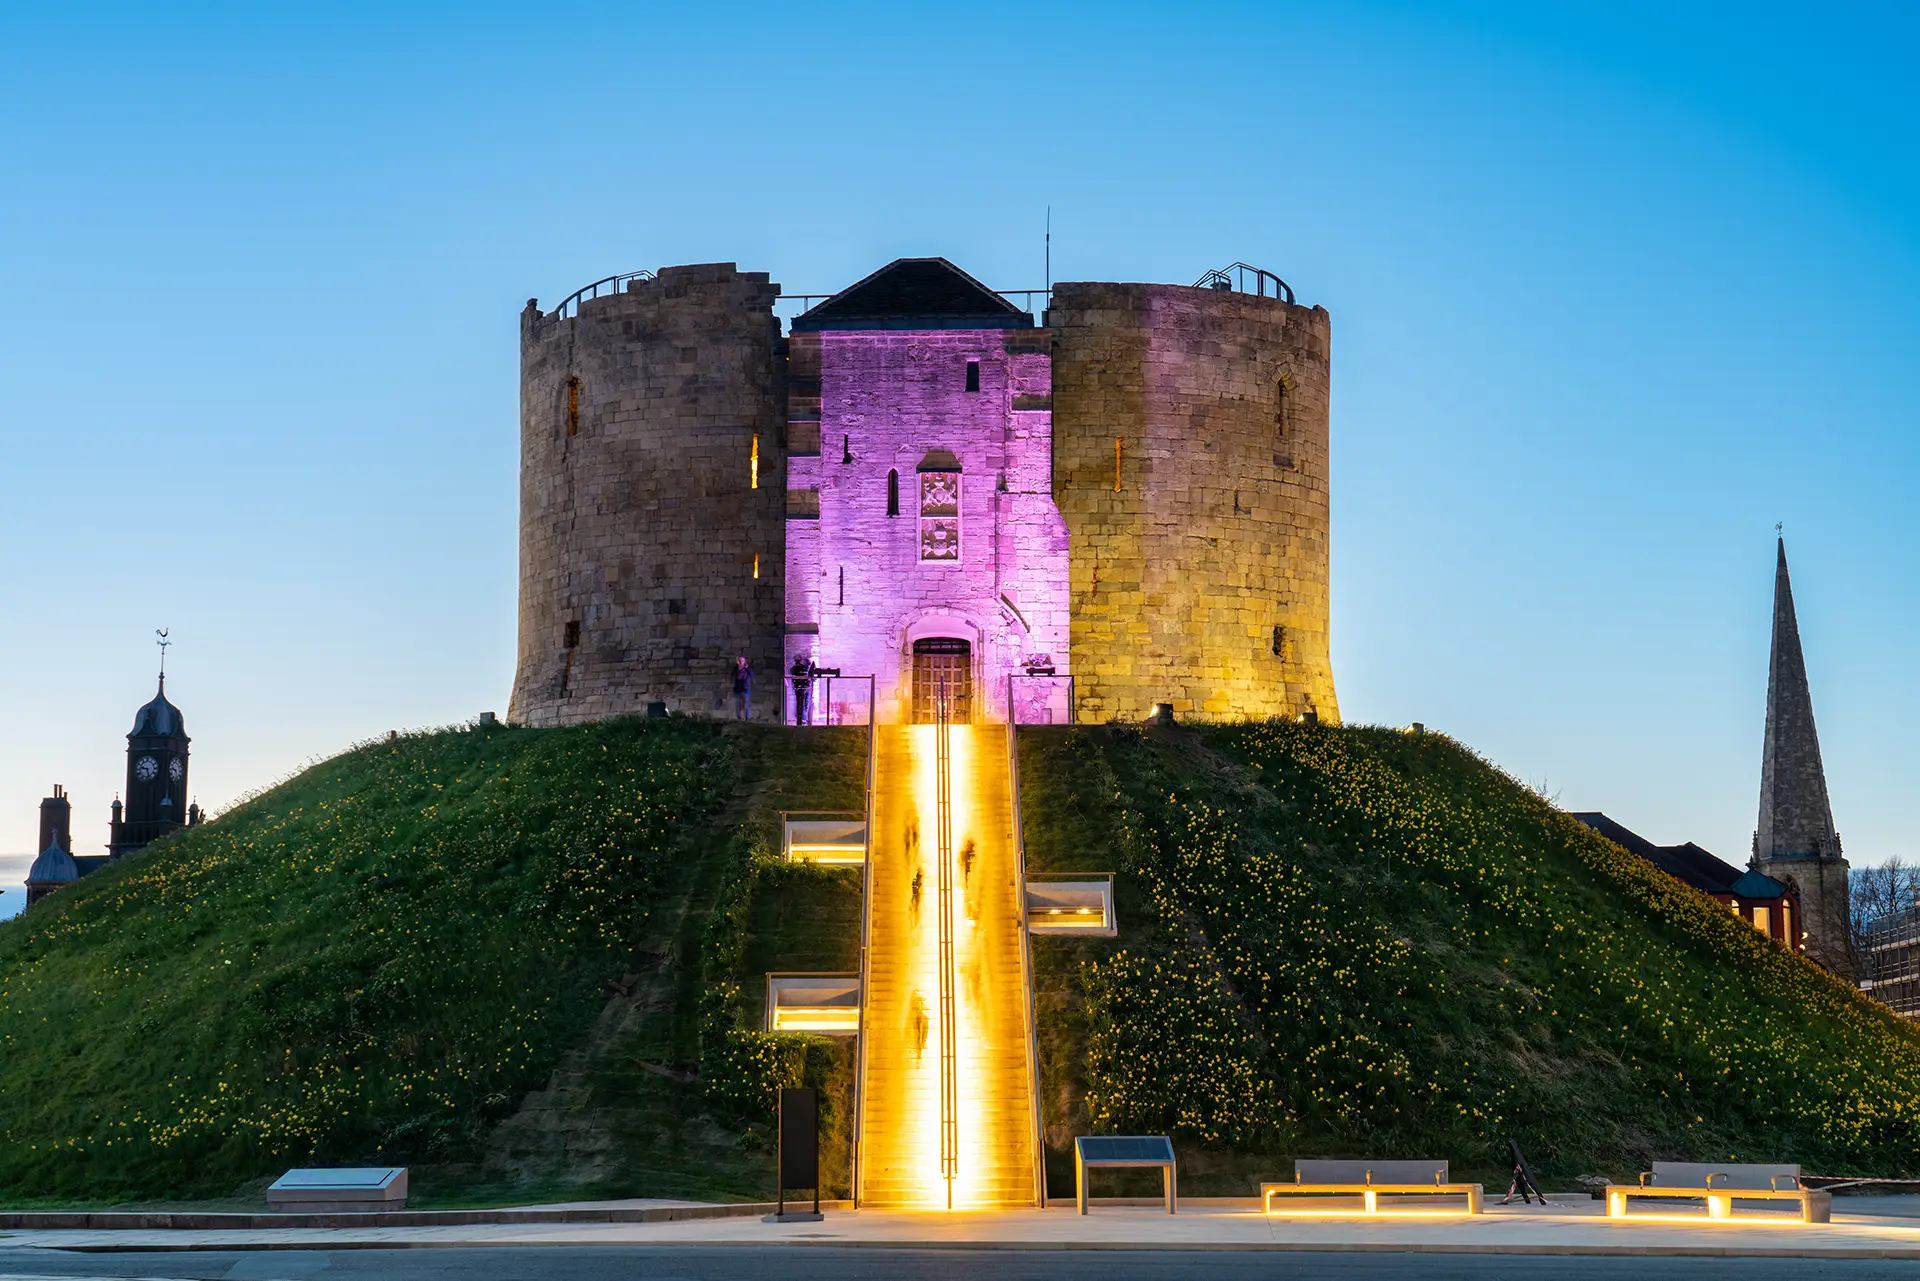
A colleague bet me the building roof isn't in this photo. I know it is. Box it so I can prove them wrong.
[1757,537,1840,862]
[26,839,78,886]
[130,674,187,740]
[1728,868,1789,900]
[1571,813,1744,894]
[791,257,1033,332]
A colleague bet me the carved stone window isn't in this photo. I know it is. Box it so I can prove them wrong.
[919,471,961,561]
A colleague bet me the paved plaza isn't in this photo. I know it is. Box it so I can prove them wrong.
[7,1198,1920,1269]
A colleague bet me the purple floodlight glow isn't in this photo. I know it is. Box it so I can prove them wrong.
[785,328,1069,725]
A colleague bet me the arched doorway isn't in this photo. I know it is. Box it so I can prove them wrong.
[911,638,972,723]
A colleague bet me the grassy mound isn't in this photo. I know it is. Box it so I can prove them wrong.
[8,714,1915,1206]
[0,720,866,1205]
[1021,722,1920,1191]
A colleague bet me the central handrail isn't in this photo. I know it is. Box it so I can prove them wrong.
[935,676,958,1209]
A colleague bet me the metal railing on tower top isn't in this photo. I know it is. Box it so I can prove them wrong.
[1193,262,1295,304]
[540,270,658,324]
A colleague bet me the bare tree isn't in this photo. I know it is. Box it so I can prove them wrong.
[1851,857,1920,984]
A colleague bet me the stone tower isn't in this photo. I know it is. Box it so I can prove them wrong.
[111,675,189,857]
[1049,277,1339,723]
[509,264,788,726]
[1753,537,1850,974]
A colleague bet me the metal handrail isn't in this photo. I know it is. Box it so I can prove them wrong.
[773,288,1051,318]
[540,270,658,324]
[1006,675,1050,1206]
[848,673,877,1206]
[1008,671,1077,726]
[1192,262,1295,305]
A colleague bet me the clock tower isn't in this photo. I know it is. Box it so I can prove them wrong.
[110,673,190,858]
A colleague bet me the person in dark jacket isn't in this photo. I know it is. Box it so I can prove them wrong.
[733,656,753,720]
[791,655,814,726]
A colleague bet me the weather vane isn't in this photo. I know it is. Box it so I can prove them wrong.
[156,628,170,680]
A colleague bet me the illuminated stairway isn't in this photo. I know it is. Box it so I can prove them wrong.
[856,724,1041,1208]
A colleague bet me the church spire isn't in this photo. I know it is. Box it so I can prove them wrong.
[1755,537,1840,863]
[1753,535,1851,975]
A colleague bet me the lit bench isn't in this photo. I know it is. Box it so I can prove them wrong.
[1605,1162,1830,1223]
[1263,1159,1483,1215]
[1026,874,1116,937]
[764,973,861,1036]
[267,1167,407,1213]
[782,814,867,866]
[1074,1135,1177,1214]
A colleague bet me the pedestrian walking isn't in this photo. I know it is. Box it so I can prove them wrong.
[733,656,753,720]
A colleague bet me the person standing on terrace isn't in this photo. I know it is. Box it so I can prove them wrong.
[733,656,754,720]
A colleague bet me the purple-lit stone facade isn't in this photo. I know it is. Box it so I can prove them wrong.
[784,328,1069,725]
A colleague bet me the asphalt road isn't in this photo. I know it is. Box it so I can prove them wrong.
[3,1250,1919,1281]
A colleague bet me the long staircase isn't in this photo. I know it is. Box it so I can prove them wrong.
[855,722,1041,1208]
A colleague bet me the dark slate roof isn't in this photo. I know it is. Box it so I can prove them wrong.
[130,676,186,740]
[792,258,1033,332]
[1571,813,1743,894]
[1729,868,1789,900]
[26,839,78,886]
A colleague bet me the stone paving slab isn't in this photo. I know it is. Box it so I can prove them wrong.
[12,1202,1920,1258]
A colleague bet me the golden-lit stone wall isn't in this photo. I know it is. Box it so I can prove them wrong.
[1049,282,1339,723]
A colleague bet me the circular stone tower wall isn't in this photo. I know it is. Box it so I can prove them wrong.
[510,263,787,726]
[1049,281,1338,723]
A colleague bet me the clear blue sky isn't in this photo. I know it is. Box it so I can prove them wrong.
[3,1,1916,902]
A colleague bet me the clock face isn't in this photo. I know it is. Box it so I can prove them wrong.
[136,756,159,781]
[168,758,185,782]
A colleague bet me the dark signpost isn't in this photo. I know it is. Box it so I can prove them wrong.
[767,1087,824,1222]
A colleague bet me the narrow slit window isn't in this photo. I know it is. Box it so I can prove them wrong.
[1114,437,1122,492]
[750,434,760,489]
[887,469,900,516]
[564,620,581,649]
[565,376,580,436]
[838,566,845,606]
[965,360,980,393]
[1272,625,1285,657]
[753,553,760,579]
[1275,377,1292,467]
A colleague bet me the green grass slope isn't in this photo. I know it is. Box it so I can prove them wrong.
[0,720,866,1205]
[1020,721,1920,1192]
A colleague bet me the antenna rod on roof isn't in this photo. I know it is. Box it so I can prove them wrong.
[1045,206,1051,296]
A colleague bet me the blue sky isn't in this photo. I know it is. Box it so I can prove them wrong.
[2,1,1916,900]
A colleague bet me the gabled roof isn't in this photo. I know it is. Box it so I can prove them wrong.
[792,257,1032,332]
[1571,813,1743,894]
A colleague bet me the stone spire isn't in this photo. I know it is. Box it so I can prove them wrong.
[1753,536,1850,973]
[1756,538,1840,861]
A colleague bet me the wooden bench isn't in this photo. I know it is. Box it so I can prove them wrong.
[1263,1159,1484,1215]
[1074,1135,1177,1215]
[1604,1162,1831,1224]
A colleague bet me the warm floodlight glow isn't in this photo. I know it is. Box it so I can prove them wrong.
[788,846,867,866]
[772,1006,861,1034]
